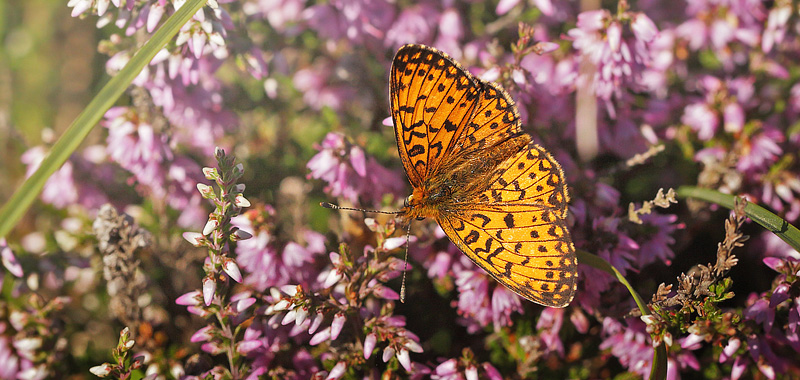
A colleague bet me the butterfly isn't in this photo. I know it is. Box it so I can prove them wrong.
[390,44,577,308]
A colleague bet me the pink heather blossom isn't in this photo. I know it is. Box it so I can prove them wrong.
[20,146,109,210]
[293,64,357,111]
[762,4,791,53]
[744,295,774,332]
[222,257,243,283]
[326,361,346,380]
[232,207,326,292]
[736,127,783,174]
[537,308,565,356]
[309,326,331,346]
[682,103,718,141]
[0,239,23,278]
[303,0,395,45]
[676,0,765,69]
[452,256,523,333]
[330,313,345,341]
[248,0,305,31]
[202,276,216,306]
[385,5,438,49]
[363,333,377,359]
[568,9,662,115]
[723,102,745,133]
[307,132,404,207]
[636,213,681,267]
[433,8,464,57]
[176,291,202,306]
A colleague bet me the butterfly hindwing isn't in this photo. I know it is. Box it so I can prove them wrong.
[483,143,570,216]
[391,44,481,188]
[437,203,576,307]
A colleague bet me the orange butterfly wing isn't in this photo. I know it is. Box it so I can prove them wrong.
[391,45,481,187]
[390,44,577,307]
[439,143,576,307]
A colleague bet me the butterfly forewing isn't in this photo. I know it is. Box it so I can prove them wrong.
[391,45,481,187]
[457,82,525,153]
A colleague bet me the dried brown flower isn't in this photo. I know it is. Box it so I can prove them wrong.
[93,204,151,328]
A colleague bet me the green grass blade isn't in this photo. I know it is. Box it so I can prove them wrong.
[577,250,668,380]
[676,186,800,252]
[0,0,208,240]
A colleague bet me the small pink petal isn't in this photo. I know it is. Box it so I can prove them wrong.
[223,258,243,283]
[331,313,345,340]
[308,311,324,334]
[631,13,658,42]
[202,276,216,306]
[396,349,411,371]
[176,290,202,306]
[190,326,213,343]
[236,340,263,354]
[607,22,622,52]
[382,346,395,362]
[182,232,206,246]
[326,361,346,380]
[364,333,377,359]
[1,241,23,278]
[309,327,331,346]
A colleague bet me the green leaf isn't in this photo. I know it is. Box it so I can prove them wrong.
[0,0,209,240]
[676,186,800,253]
[576,250,668,380]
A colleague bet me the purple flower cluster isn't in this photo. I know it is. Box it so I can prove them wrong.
[567,6,661,116]
[232,205,326,292]
[307,132,405,207]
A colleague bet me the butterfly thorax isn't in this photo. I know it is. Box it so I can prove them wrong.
[399,133,531,223]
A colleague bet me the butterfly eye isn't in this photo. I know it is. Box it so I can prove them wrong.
[404,195,413,207]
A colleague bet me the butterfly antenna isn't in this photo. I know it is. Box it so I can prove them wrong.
[320,202,400,215]
[400,221,411,303]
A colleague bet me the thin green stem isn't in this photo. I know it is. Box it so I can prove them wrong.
[676,186,800,252]
[576,250,668,380]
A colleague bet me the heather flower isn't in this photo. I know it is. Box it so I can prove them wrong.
[433,8,464,57]
[0,327,22,379]
[102,107,208,227]
[307,132,404,207]
[744,294,774,332]
[762,3,791,53]
[736,126,784,174]
[246,0,305,31]
[568,8,662,115]
[675,0,764,69]
[495,0,554,16]
[682,103,718,141]
[303,0,395,46]
[385,4,438,49]
[232,207,326,291]
[1,239,23,278]
[759,172,800,222]
[452,256,523,332]
[536,308,565,356]
[20,145,109,210]
[292,63,359,112]
[600,317,696,379]
[634,212,680,267]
